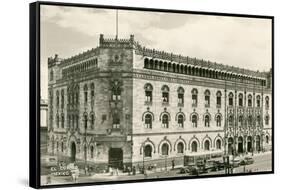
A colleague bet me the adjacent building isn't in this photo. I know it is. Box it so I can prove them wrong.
[47,34,272,172]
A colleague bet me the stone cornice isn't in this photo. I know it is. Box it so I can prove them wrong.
[48,70,272,94]
[132,129,224,136]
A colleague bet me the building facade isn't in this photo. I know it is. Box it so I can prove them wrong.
[47,34,272,172]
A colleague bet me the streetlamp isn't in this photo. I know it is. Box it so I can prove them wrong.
[141,142,145,176]
[84,115,88,175]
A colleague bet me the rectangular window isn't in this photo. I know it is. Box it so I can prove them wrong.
[162,92,169,103]
[229,98,233,106]
[145,91,152,102]
[192,95,197,106]
[205,96,210,106]
[257,100,260,107]
[217,96,221,106]
[84,91,88,103]
[239,98,243,106]
[248,100,252,107]
[178,94,184,104]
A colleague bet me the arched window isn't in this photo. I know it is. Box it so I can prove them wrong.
[177,142,184,153]
[145,114,152,129]
[191,141,198,152]
[144,83,153,103]
[177,87,184,105]
[112,87,121,101]
[90,83,95,104]
[61,114,65,128]
[256,95,261,107]
[191,89,198,107]
[61,142,64,152]
[56,90,60,108]
[161,143,169,155]
[216,139,222,149]
[144,145,152,157]
[84,145,87,159]
[84,84,88,103]
[205,90,210,107]
[162,85,169,103]
[90,113,95,128]
[61,89,64,109]
[229,115,234,127]
[178,114,184,128]
[90,146,94,158]
[144,58,149,68]
[248,94,252,107]
[257,115,261,126]
[192,115,198,128]
[238,93,243,106]
[266,136,269,144]
[113,114,120,129]
[83,114,88,129]
[238,115,243,127]
[216,91,222,107]
[204,115,210,127]
[265,115,269,125]
[204,140,210,151]
[50,70,54,81]
[248,115,253,126]
[56,114,59,128]
[228,92,233,106]
[265,96,269,109]
[216,115,222,127]
[162,114,169,128]
[56,141,59,151]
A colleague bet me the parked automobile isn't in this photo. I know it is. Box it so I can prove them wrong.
[189,166,206,175]
[240,157,254,165]
[179,167,190,174]
[205,160,219,172]
[230,157,241,168]
[215,160,225,170]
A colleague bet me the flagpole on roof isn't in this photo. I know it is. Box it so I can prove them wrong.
[116,9,118,39]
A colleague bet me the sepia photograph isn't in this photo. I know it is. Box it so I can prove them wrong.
[36,2,273,187]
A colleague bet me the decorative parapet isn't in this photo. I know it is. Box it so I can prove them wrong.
[131,36,269,79]
[48,34,270,79]
[99,34,135,49]
[59,48,99,67]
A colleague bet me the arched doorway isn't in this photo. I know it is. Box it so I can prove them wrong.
[238,136,243,154]
[228,137,234,155]
[247,136,252,152]
[70,142,76,162]
[108,148,123,170]
[256,135,261,152]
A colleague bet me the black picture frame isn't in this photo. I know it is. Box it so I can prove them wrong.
[30,1,274,189]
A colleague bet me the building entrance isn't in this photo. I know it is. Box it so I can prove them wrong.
[108,148,123,170]
[70,142,76,162]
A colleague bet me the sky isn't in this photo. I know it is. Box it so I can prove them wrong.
[40,5,272,99]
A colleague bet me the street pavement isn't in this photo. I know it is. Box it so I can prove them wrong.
[41,151,272,186]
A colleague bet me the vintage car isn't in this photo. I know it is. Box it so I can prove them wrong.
[240,157,254,165]
[230,157,241,168]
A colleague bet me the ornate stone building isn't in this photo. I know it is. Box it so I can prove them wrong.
[47,34,272,171]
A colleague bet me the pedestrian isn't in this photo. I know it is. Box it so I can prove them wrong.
[128,166,131,175]
[132,166,136,175]
[116,168,119,176]
[109,166,113,176]
[46,175,51,184]
[74,165,80,182]
[171,159,175,170]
